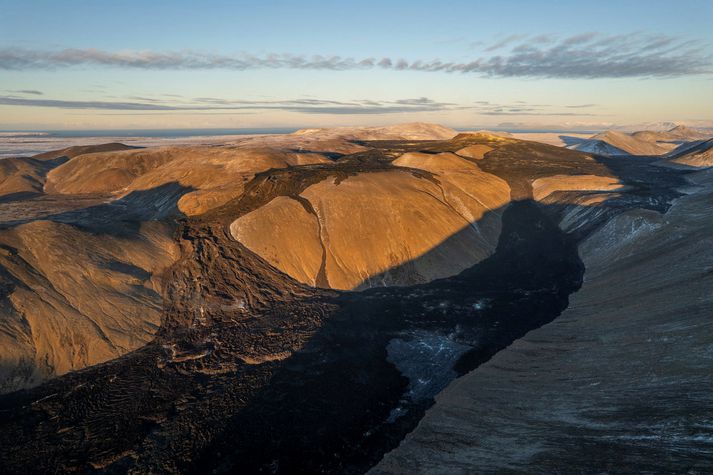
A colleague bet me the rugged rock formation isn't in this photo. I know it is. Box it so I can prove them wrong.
[454,144,494,159]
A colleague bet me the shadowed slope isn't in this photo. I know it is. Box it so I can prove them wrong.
[374,169,713,474]
[658,138,713,169]
[0,131,697,473]
[231,152,510,290]
[0,196,585,474]
[45,145,331,215]
[571,130,672,156]
[0,133,644,473]
[228,136,620,291]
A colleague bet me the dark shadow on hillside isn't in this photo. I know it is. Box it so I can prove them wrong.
[197,199,587,474]
[0,191,43,204]
[558,135,587,147]
[0,137,696,473]
[288,148,346,160]
[588,154,691,213]
[0,194,629,474]
[0,182,194,237]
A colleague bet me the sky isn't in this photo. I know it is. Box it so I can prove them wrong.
[0,0,712,131]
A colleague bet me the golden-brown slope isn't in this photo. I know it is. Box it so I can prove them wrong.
[33,142,137,161]
[531,174,623,201]
[231,152,510,290]
[0,220,179,393]
[0,158,49,197]
[45,146,331,215]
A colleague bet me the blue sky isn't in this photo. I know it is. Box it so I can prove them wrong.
[0,0,712,130]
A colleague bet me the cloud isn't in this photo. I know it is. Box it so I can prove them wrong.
[0,95,458,115]
[0,94,597,118]
[470,100,598,117]
[6,89,43,95]
[0,33,709,78]
[484,34,527,52]
[0,96,179,110]
[479,111,594,116]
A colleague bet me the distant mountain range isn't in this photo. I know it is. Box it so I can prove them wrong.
[567,125,712,156]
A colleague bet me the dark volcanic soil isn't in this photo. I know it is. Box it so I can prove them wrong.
[0,136,691,474]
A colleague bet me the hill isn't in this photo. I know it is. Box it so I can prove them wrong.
[570,130,670,156]
[632,124,709,143]
[569,125,711,157]
[657,138,713,168]
[0,125,707,473]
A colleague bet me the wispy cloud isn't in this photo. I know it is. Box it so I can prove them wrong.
[6,89,43,95]
[0,94,600,117]
[0,95,460,115]
[484,34,527,52]
[0,33,709,78]
[470,101,598,116]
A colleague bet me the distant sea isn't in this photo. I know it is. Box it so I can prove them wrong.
[0,128,298,158]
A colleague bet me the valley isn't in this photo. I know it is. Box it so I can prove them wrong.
[0,124,709,472]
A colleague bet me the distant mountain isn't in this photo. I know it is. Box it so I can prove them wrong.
[658,138,713,168]
[292,122,457,141]
[632,125,710,144]
[568,125,711,156]
[568,137,630,156]
[570,130,667,156]
[459,129,514,138]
